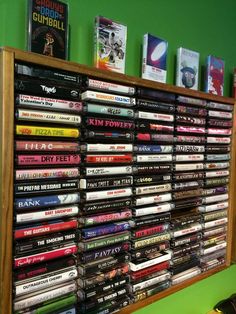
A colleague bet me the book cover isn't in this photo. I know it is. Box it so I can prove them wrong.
[28,0,68,60]
[94,16,127,74]
[141,33,168,83]
[205,55,225,96]
[176,47,199,90]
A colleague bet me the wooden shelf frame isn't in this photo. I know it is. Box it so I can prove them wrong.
[0,46,235,314]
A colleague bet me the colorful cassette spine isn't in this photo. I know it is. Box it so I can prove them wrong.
[86,78,135,95]
[14,256,76,281]
[175,115,206,125]
[79,242,131,263]
[14,244,78,268]
[134,183,172,195]
[132,223,169,238]
[81,220,133,239]
[177,96,207,106]
[79,210,132,226]
[176,105,207,116]
[208,110,232,119]
[14,219,78,239]
[205,162,229,170]
[203,210,227,222]
[137,122,174,133]
[137,111,174,122]
[135,145,173,153]
[207,128,232,135]
[203,186,228,195]
[206,154,230,161]
[16,109,81,125]
[86,117,135,129]
[83,188,132,202]
[131,271,171,292]
[15,207,79,224]
[202,234,226,247]
[16,94,83,111]
[78,231,131,251]
[205,170,229,178]
[134,174,172,185]
[81,198,132,213]
[135,154,172,163]
[16,125,79,138]
[208,119,232,127]
[176,135,205,143]
[135,193,172,206]
[15,141,80,152]
[132,233,171,249]
[80,176,133,190]
[15,193,80,210]
[85,130,133,141]
[175,163,204,171]
[175,145,205,153]
[15,231,77,254]
[15,267,78,296]
[84,103,134,118]
[15,63,80,84]
[133,164,172,174]
[81,90,136,106]
[82,143,133,153]
[134,203,174,217]
[15,179,79,195]
[16,154,81,166]
[85,166,132,177]
[205,178,229,186]
[171,233,202,247]
[15,167,79,181]
[136,133,174,142]
[176,126,205,134]
[207,102,233,111]
[173,189,203,200]
[207,137,231,144]
[85,154,133,164]
[174,172,204,181]
[134,213,171,228]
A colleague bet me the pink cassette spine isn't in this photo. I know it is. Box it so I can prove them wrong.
[208,128,232,135]
[17,154,81,165]
[207,137,231,144]
[176,126,205,134]
[15,168,79,180]
[84,210,132,225]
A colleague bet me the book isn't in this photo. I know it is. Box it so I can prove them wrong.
[94,16,127,74]
[141,33,168,83]
[205,55,225,96]
[28,0,68,60]
[176,47,199,90]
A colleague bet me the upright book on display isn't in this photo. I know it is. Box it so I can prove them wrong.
[141,33,168,83]
[28,0,68,59]
[94,16,127,74]
[176,47,199,90]
[205,55,225,96]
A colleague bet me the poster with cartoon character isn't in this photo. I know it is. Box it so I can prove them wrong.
[205,55,224,96]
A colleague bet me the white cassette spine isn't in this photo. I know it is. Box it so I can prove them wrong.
[136,155,173,163]
[203,194,228,204]
[88,79,135,95]
[135,183,172,195]
[86,166,132,176]
[129,251,172,271]
[135,203,173,216]
[135,193,172,206]
[172,223,202,238]
[86,144,133,152]
[81,90,135,105]
[208,110,232,119]
[132,272,171,292]
[203,218,228,229]
[198,201,228,213]
[205,170,229,178]
[85,188,132,201]
[175,163,204,171]
[175,155,204,162]
[201,242,227,255]
[137,111,174,122]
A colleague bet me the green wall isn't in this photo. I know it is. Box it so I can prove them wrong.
[1,0,236,313]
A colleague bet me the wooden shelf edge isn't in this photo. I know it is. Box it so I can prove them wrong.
[119,265,228,314]
[1,46,234,104]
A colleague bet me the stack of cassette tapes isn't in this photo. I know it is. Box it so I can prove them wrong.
[129,88,175,302]
[13,64,81,313]
[77,78,136,313]
[170,95,206,285]
[199,101,233,272]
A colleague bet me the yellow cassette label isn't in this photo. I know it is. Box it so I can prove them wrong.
[16,125,79,138]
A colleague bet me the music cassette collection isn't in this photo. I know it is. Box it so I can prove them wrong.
[11,62,233,313]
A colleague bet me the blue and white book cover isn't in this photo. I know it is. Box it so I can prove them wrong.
[142,33,168,83]
[176,47,199,90]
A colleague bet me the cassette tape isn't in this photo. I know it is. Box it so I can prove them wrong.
[15,193,80,211]
[84,154,133,164]
[136,121,174,133]
[201,241,227,255]
[132,223,169,239]
[171,233,202,247]
[136,99,175,112]
[205,162,229,170]
[171,223,202,238]
[134,154,173,163]
[16,94,83,112]
[133,280,170,303]
[131,242,170,260]
[133,164,173,175]
[134,144,173,154]
[207,128,232,135]
[81,90,136,106]
[205,170,229,178]
[15,78,80,99]
[202,234,226,247]
[86,116,135,130]
[16,154,81,166]
[208,110,232,119]
[134,192,172,206]
[84,165,132,177]
[129,250,172,271]
[81,198,132,213]
[203,186,228,196]
[173,180,203,191]
[84,103,134,118]
[203,210,227,222]
[171,213,201,229]
[133,212,171,228]
[207,137,231,144]
[208,119,232,127]
[174,154,204,162]
[134,183,172,195]
[200,248,226,264]
[171,259,200,276]
[175,135,205,144]
[134,174,172,186]
[136,133,174,142]
[201,257,225,272]
[173,172,204,181]
[176,126,205,134]
[207,102,233,111]
[81,143,133,153]
[205,178,229,187]
[82,187,132,202]
[202,193,228,204]
[173,188,203,200]
[172,243,201,258]
[176,105,207,117]
[137,88,175,102]
[86,77,135,95]
[132,233,171,250]
[133,203,173,217]
[136,111,174,122]
[177,96,207,106]
[174,198,202,210]
[130,261,170,281]
[205,146,230,153]
[202,226,227,238]
[15,140,80,152]
[202,218,228,230]
[16,125,80,138]
[175,145,205,153]
[171,266,201,285]
[175,115,206,125]
[174,163,204,172]
[84,130,134,141]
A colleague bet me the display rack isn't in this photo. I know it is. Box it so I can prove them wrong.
[0,46,235,314]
